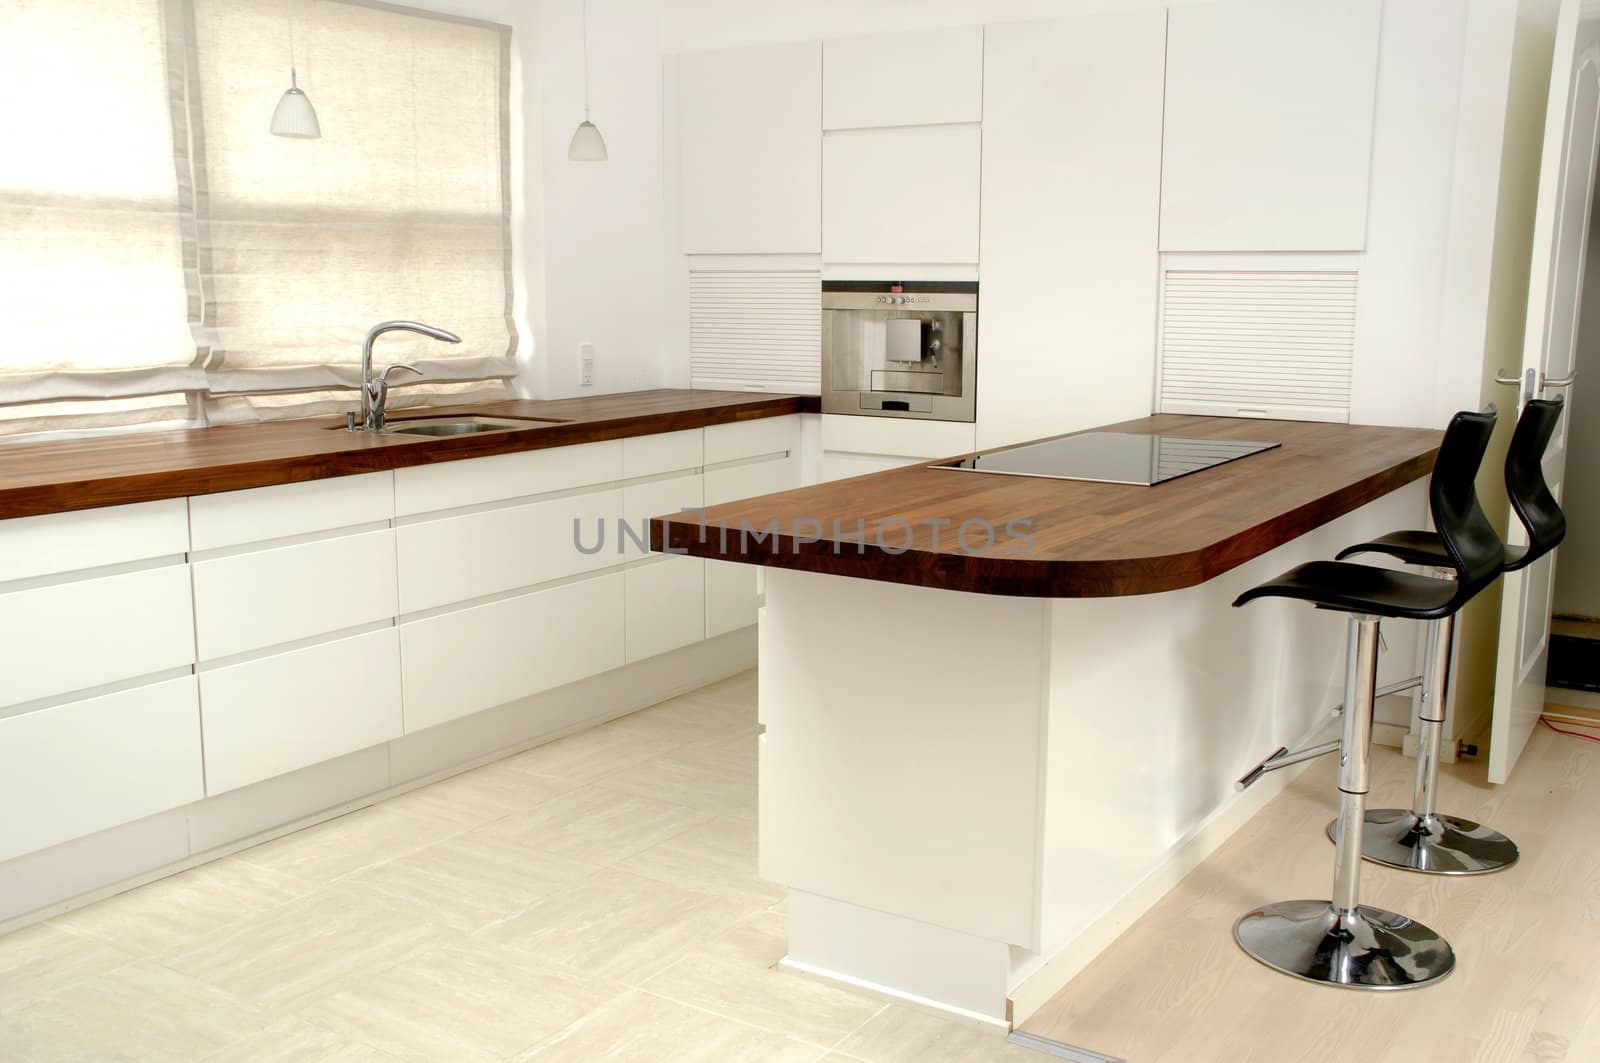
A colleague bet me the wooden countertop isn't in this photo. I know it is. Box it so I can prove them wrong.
[652,414,1442,598]
[0,390,818,519]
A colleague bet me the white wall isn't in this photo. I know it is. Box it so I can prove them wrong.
[399,0,669,400]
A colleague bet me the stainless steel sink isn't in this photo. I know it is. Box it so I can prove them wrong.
[381,416,566,437]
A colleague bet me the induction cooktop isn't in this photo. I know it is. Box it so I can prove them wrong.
[933,431,1280,486]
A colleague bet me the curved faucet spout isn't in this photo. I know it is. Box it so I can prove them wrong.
[358,320,462,431]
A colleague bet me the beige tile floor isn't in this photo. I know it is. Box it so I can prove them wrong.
[0,671,1034,1063]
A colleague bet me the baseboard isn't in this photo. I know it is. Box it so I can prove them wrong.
[0,628,756,933]
[779,956,1011,1033]
[1545,687,1600,714]
[1006,716,1325,1026]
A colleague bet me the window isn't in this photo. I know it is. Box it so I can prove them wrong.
[0,0,516,438]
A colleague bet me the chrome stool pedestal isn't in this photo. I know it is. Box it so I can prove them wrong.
[1235,615,1456,989]
[1327,572,1518,875]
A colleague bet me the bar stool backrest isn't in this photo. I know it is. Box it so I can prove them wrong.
[1431,407,1503,605]
[1504,397,1567,571]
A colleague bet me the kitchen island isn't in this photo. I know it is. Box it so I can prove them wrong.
[652,414,1441,1027]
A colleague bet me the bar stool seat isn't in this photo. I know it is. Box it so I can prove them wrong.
[1337,529,1529,570]
[1229,406,1505,991]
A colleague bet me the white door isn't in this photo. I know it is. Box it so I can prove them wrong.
[1489,0,1600,783]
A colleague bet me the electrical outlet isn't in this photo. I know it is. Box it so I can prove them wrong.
[579,341,595,387]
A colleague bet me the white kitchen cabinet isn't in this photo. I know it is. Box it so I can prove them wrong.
[818,414,975,482]
[0,676,203,863]
[399,573,626,733]
[189,472,393,552]
[622,427,703,479]
[0,564,196,709]
[393,440,621,517]
[1160,0,1382,251]
[198,628,402,795]
[704,415,798,466]
[622,471,703,562]
[675,42,822,254]
[823,26,983,130]
[397,487,623,613]
[704,455,799,637]
[0,498,188,584]
[191,528,398,661]
[823,125,981,265]
[978,11,1167,450]
[626,557,706,662]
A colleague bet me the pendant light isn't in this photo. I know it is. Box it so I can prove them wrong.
[270,17,321,139]
[568,0,607,161]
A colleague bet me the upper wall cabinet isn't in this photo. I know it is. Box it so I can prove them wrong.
[823,26,983,130]
[1159,0,1383,252]
[823,125,982,265]
[675,42,822,255]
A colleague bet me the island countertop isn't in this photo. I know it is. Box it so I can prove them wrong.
[651,413,1442,598]
[0,389,817,519]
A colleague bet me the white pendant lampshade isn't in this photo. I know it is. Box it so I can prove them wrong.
[270,70,321,139]
[568,119,607,161]
[568,0,606,161]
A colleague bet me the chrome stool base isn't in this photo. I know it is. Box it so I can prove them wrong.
[1234,900,1456,990]
[1327,810,1519,874]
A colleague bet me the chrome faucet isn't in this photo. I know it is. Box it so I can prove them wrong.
[353,320,462,431]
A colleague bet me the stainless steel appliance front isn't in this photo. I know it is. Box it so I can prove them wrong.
[821,281,977,422]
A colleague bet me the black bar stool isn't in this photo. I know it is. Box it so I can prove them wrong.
[1333,398,1566,875]
[1229,407,1504,989]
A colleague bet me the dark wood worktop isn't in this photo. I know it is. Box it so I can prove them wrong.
[0,390,818,519]
[651,414,1441,598]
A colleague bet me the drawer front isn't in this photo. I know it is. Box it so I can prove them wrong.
[397,487,623,614]
[0,564,196,710]
[0,499,189,584]
[192,529,398,661]
[818,414,975,460]
[704,415,798,466]
[623,428,704,479]
[626,556,706,663]
[394,440,622,517]
[622,473,703,562]
[199,627,403,795]
[820,452,923,483]
[399,572,625,733]
[706,559,760,639]
[704,453,798,507]
[190,472,393,552]
[0,676,203,863]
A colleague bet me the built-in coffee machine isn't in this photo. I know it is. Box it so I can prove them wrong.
[820,281,976,422]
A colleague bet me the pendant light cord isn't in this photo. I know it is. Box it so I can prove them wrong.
[581,0,592,120]
[289,15,298,88]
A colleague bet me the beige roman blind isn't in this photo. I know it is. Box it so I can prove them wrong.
[0,0,516,436]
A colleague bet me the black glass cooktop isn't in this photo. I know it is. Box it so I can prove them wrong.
[934,432,1280,486]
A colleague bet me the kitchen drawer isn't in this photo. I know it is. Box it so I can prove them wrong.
[706,560,762,638]
[394,440,622,517]
[622,472,702,562]
[399,572,625,732]
[704,416,798,466]
[192,528,398,661]
[704,453,798,507]
[0,498,189,584]
[0,676,203,863]
[819,452,924,483]
[0,563,196,710]
[189,472,393,552]
[626,556,706,662]
[819,414,975,460]
[823,26,983,130]
[623,428,704,479]
[199,627,403,795]
[397,487,623,613]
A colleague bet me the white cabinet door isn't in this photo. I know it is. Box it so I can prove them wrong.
[0,564,196,709]
[393,440,621,517]
[823,126,981,265]
[0,676,203,862]
[623,472,703,562]
[399,573,625,733]
[626,557,707,663]
[978,11,1166,450]
[823,26,983,130]
[397,487,623,613]
[819,452,922,483]
[189,472,393,552]
[1160,0,1382,251]
[675,42,822,254]
[192,529,398,661]
[704,415,798,466]
[198,627,403,795]
[0,499,188,584]
[704,456,799,637]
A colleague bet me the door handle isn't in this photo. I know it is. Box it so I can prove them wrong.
[1543,369,1578,388]
[1494,368,1523,386]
